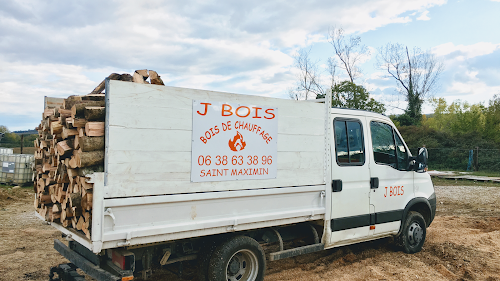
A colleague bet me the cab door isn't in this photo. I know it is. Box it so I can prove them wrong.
[367,119,414,236]
[330,117,372,245]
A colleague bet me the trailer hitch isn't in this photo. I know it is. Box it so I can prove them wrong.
[49,263,85,281]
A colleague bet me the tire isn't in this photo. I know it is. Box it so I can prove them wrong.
[399,211,427,254]
[207,236,266,281]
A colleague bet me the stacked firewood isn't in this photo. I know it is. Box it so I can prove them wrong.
[33,70,164,239]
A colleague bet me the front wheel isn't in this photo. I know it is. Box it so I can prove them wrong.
[399,211,427,254]
[208,236,266,281]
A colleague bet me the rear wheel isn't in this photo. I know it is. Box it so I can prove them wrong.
[208,236,265,281]
[399,211,426,254]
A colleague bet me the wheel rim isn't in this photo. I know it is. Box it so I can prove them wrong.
[407,221,424,246]
[225,249,259,281]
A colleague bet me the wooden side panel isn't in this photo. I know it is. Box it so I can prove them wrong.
[44,97,64,109]
[105,81,325,198]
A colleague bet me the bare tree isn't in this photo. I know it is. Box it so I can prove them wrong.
[328,27,369,83]
[377,43,443,125]
[289,48,324,100]
[327,57,338,90]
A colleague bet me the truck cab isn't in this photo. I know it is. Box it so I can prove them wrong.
[327,108,435,253]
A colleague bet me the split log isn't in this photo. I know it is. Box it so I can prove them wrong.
[79,136,105,152]
[62,127,78,139]
[68,156,78,169]
[84,106,105,121]
[67,168,79,178]
[77,151,105,168]
[149,70,164,85]
[82,193,93,211]
[50,211,61,222]
[64,96,83,110]
[73,119,87,128]
[69,193,82,209]
[82,94,105,101]
[50,121,63,135]
[56,139,74,156]
[43,108,55,118]
[62,219,70,228]
[59,108,72,118]
[136,69,149,78]
[52,203,62,213]
[133,72,146,84]
[76,216,85,230]
[85,122,104,137]
[89,73,132,95]
[71,101,105,119]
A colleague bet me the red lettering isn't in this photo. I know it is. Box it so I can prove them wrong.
[205,131,212,139]
[236,106,251,117]
[200,136,207,144]
[264,108,275,119]
[197,103,211,116]
[222,104,233,116]
[401,186,404,195]
[252,107,262,118]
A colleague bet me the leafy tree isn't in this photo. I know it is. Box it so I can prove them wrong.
[423,98,485,136]
[0,125,9,134]
[317,81,385,114]
[484,95,500,144]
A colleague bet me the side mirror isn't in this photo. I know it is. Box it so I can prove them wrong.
[415,147,428,172]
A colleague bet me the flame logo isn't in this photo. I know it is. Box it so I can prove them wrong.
[228,131,246,151]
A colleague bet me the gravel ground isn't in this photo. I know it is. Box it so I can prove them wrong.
[1,184,499,281]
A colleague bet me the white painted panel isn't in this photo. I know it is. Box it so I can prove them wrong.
[105,80,326,197]
[100,186,326,246]
[106,151,324,175]
[104,168,324,197]
[108,102,323,135]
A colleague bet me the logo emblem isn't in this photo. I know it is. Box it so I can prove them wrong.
[228,131,246,151]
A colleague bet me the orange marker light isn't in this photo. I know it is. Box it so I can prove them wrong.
[370,225,376,230]
[122,276,134,281]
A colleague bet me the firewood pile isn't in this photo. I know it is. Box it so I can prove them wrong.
[33,70,164,239]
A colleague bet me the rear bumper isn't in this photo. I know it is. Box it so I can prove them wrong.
[54,239,122,281]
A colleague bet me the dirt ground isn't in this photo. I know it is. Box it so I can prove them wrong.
[1,182,499,281]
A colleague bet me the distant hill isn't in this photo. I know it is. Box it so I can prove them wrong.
[13,130,38,135]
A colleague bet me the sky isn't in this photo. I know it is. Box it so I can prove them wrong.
[1,0,499,131]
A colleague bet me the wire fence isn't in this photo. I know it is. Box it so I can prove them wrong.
[410,148,500,172]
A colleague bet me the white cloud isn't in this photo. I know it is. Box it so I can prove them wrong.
[417,10,431,20]
[432,42,500,60]
[0,0,450,128]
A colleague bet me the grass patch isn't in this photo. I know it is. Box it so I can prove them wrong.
[432,176,500,187]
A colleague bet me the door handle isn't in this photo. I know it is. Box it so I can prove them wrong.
[370,177,379,189]
[332,180,342,192]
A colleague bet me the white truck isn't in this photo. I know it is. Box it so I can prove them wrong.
[42,79,436,281]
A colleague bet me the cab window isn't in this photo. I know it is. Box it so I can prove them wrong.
[370,121,408,170]
[334,119,365,165]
